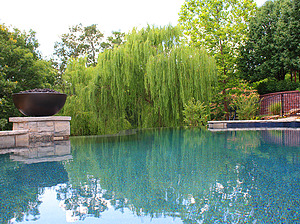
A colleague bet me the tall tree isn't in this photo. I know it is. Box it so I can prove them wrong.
[100,31,125,50]
[0,24,57,130]
[179,0,256,77]
[238,0,299,83]
[179,0,256,119]
[53,24,104,74]
[278,0,300,81]
[62,25,217,135]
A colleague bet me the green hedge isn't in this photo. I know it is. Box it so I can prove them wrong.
[257,79,299,95]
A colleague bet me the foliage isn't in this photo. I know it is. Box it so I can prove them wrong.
[53,24,125,74]
[61,128,298,222]
[53,24,104,73]
[62,25,217,135]
[268,102,282,115]
[60,58,98,136]
[0,118,7,130]
[0,24,57,130]
[278,0,300,77]
[210,81,259,120]
[238,0,300,83]
[100,31,125,50]
[230,87,260,120]
[179,0,257,118]
[256,78,299,95]
[183,98,209,126]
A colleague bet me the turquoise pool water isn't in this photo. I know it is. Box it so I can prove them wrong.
[0,128,299,223]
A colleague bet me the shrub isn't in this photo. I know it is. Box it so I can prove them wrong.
[231,89,260,120]
[183,98,209,127]
[268,102,282,115]
[0,118,8,131]
[257,79,299,95]
[210,80,260,121]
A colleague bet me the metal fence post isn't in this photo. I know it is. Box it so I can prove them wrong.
[281,93,284,115]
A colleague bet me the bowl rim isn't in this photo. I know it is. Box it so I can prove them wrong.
[12,92,67,96]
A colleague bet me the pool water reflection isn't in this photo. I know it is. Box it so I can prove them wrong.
[0,128,299,223]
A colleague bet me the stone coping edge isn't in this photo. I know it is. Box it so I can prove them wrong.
[0,130,28,136]
[9,116,71,122]
[209,128,300,132]
[208,119,300,124]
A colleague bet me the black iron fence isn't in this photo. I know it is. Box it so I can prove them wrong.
[260,91,300,116]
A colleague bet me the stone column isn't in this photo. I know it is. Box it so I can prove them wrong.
[9,116,71,143]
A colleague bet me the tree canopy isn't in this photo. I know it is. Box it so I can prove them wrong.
[0,24,56,130]
[238,0,300,82]
[179,0,256,78]
[62,25,217,135]
[53,24,125,74]
[179,0,256,119]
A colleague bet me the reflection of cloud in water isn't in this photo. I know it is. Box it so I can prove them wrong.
[2,128,299,223]
[0,147,70,223]
[62,129,299,223]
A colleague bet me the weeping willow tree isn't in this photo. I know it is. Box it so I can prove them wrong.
[62,58,99,136]
[62,25,217,135]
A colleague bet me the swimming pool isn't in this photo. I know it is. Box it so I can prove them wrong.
[0,128,299,223]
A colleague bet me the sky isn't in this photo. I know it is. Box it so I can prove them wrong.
[0,0,267,59]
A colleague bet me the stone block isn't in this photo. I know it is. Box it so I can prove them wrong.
[0,136,15,148]
[36,146,56,157]
[13,122,28,130]
[209,122,227,129]
[15,133,29,147]
[55,141,71,155]
[28,122,38,132]
[54,121,70,136]
[30,134,53,143]
[37,121,54,133]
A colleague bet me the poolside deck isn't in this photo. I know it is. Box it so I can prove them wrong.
[208,117,300,131]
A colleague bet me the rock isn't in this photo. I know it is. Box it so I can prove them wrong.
[287,108,300,116]
[261,115,281,120]
[19,88,62,94]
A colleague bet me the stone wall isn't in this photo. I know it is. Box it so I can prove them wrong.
[9,116,71,143]
[0,130,29,149]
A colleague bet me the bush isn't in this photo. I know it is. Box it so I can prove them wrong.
[268,102,282,115]
[183,98,209,127]
[257,79,299,95]
[231,88,260,120]
[0,118,8,131]
[210,81,260,120]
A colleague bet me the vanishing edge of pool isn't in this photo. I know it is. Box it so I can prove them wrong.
[208,118,300,131]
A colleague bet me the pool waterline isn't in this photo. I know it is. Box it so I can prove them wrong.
[0,128,299,223]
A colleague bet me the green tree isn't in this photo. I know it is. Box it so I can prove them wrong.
[278,0,300,81]
[53,24,105,74]
[0,24,56,130]
[62,25,217,135]
[100,31,125,50]
[238,0,299,83]
[179,0,257,119]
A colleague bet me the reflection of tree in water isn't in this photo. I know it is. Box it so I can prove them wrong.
[0,155,68,223]
[63,129,299,223]
[56,178,108,221]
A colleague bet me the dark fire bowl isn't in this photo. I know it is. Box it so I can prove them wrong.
[12,92,67,117]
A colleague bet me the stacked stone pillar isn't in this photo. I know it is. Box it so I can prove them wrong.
[9,116,71,143]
